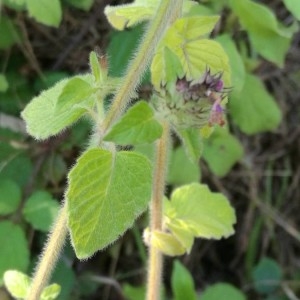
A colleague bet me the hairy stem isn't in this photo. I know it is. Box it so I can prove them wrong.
[101,0,178,136]
[26,205,68,300]
[146,121,170,300]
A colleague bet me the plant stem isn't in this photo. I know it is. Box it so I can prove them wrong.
[146,121,170,300]
[26,205,68,300]
[101,0,178,136]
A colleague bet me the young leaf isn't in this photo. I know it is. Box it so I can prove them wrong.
[67,148,152,259]
[167,146,201,186]
[3,270,30,299]
[229,74,282,134]
[171,260,197,300]
[151,230,186,256]
[23,191,60,232]
[203,127,244,177]
[166,183,236,240]
[229,0,296,67]
[0,179,21,215]
[151,16,231,90]
[176,128,203,164]
[21,74,94,140]
[0,221,29,285]
[200,283,246,300]
[55,77,94,112]
[41,283,61,300]
[26,0,62,27]
[104,101,163,145]
[283,0,300,20]
[89,51,102,83]
[104,0,159,30]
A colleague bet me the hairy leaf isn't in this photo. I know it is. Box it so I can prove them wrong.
[104,101,163,145]
[151,16,230,90]
[21,74,94,139]
[165,183,236,240]
[3,270,30,299]
[67,148,152,259]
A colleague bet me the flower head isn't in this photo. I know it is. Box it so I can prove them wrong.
[152,68,228,129]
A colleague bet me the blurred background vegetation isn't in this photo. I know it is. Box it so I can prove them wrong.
[0,0,300,299]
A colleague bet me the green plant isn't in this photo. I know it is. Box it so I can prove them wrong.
[2,0,299,299]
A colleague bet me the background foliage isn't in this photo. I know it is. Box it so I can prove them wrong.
[0,0,300,299]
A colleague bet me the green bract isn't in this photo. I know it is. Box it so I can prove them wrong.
[67,148,152,259]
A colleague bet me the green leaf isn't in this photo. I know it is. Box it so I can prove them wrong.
[65,0,94,11]
[2,0,26,10]
[151,230,186,256]
[176,128,203,164]
[3,270,30,299]
[21,74,94,140]
[151,16,231,90]
[0,146,33,188]
[0,74,9,92]
[167,146,201,186]
[104,0,160,30]
[203,127,243,177]
[0,16,21,49]
[23,191,60,232]
[166,183,236,240]
[55,77,94,112]
[229,0,296,67]
[41,283,61,300]
[89,51,101,83]
[0,179,21,215]
[0,221,29,285]
[171,260,197,300]
[229,74,282,134]
[26,0,62,27]
[252,257,282,294]
[216,34,245,93]
[283,0,300,20]
[104,101,163,145]
[200,283,246,300]
[123,284,146,300]
[67,148,152,259]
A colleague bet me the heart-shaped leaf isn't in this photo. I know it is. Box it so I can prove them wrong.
[67,148,152,259]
